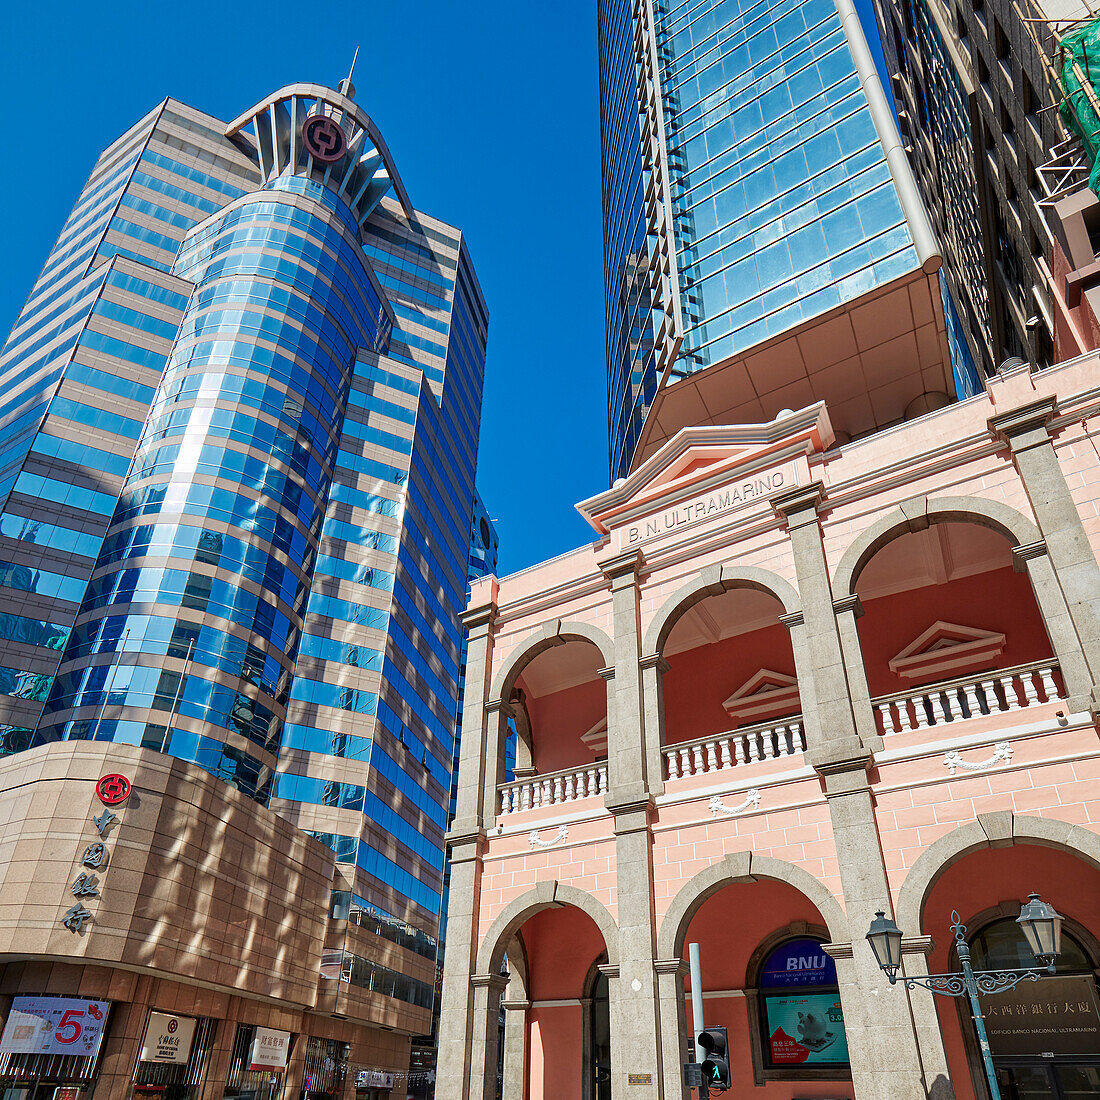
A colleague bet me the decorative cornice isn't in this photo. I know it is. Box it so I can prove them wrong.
[778,610,805,630]
[988,396,1057,445]
[598,666,616,682]
[1011,540,1048,572]
[470,973,509,992]
[597,963,621,980]
[771,481,826,525]
[598,548,645,583]
[500,999,530,1011]
[639,653,671,674]
[484,697,515,718]
[462,600,498,633]
[654,958,690,976]
[832,594,864,618]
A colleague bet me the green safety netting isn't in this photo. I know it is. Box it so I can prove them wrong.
[1060,17,1100,191]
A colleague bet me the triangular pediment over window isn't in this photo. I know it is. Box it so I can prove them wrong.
[581,716,608,758]
[722,669,800,723]
[888,621,1006,681]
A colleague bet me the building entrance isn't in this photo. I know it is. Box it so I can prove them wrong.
[970,919,1100,1100]
[996,1065,1100,1098]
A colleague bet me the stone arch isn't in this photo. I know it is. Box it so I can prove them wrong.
[475,880,620,977]
[896,812,1100,934]
[831,494,1042,598]
[489,619,615,705]
[656,850,847,960]
[642,564,802,658]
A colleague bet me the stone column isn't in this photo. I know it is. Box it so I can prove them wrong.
[771,483,867,767]
[900,940,957,1100]
[773,485,936,1098]
[822,770,937,1100]
[500,997,529,1100]
[599,549,664,1096]
[437,590,498,1100]
[639,653,669,798]
[599,548,649,800]
[607,804,663,1097]
[990,397,1100,705]
[654,959,690,1100]
[833,594,882,751]
[467,973,508,1100]
[1013,541,1094,707]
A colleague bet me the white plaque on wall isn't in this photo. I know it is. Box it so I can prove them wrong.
[139,1012,196,1065]
[249,1027,291,1071]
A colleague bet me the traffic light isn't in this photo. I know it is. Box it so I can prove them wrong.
[697,1026,730,1090]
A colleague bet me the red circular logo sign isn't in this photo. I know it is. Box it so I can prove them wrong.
[302,115,347,163]
[167,1019,178,1034]
[96,774,131,805]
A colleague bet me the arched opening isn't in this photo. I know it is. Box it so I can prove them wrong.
[498,638,609,818]
[852,521,1062,736]
[661,586,801,781]
[676,878,853,1094]
[513,903,612,1100]
[920,843,1100,1100]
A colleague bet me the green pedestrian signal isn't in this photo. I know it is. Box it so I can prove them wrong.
[697,1026,730,1091]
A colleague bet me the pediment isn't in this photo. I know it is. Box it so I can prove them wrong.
[577,403,833,536]
[722,669,800,723]
[888,621,1006,681]
[580,716,608,759]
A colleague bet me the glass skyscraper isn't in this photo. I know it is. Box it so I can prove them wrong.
[0,83,488,985]
[599,0,975,479]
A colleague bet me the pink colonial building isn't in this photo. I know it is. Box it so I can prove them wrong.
[437,358,1100,1100]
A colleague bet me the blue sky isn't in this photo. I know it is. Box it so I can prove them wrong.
[0,0,889,577]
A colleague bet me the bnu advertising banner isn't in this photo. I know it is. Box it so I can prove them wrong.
[249,1028,291,1072]
[139,1012,197,1065]
[0,997,110,1058]
[765,993,850,1065]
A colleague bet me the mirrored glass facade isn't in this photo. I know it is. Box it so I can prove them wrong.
[1,85,489,968]
[599,0,927,479]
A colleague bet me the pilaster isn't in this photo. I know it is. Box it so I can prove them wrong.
[654,958,690,1100]
[466,973,508,1100]
[640,653,670,798]
[500,997,529,1100]
[599,548,649,803]
[772,483,868,769]
[437,587,497,1099]
[990,397,1100,707]
[820,770,931,1100]
[607,804,663,1097]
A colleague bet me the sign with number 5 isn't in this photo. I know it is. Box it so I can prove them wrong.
[0,997,110,1057]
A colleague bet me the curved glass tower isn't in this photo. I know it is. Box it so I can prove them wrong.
[1,84,489,970]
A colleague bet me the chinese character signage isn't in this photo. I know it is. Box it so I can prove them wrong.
[765,993,849,1065]
[982,975,1100,1057]
[249,1027,291,1071]
[0,997,110,1057]
[139,1012,197,1064]
[760,938,837,988]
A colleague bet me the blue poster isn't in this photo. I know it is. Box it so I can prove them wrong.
[765,993,849,1066]
[760,938,837,988]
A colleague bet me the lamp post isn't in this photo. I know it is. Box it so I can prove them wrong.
[866,894,1063,1100]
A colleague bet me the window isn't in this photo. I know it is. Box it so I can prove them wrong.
[756,937,850,1076]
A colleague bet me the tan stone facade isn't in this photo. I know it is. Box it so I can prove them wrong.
[0,742,423,1100]
[438,358,1100,1099]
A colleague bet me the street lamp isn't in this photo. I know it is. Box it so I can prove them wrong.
[866,896,1063,1100]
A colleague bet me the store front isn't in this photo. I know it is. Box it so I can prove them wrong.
[224,1026,292,1100]
[969,919,1100,1100]
[299,1038,348,1100]
[130,1011,216,1100]
[0,996,112,1100]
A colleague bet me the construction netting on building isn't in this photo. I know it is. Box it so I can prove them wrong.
[1059,17,1100,191]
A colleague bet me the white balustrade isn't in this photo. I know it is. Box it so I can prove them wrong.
[662,718,805,782]
[874,662,1064,736]
[498,762,608,817]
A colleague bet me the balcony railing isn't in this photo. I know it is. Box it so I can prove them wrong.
[498,762,608,817]
[873,661,1063,735]
[664,717,805,781]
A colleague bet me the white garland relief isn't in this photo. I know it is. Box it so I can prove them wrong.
[943,741,1013,776]
[529,824,568,849]
[709,789,761,817]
